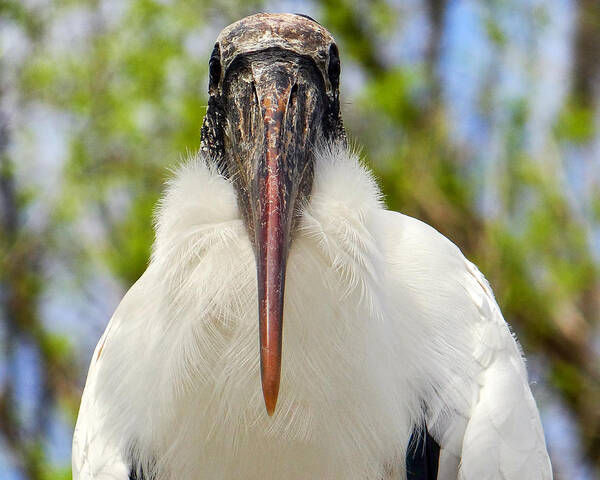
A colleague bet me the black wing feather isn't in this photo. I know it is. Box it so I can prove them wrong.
[406,424,441,480]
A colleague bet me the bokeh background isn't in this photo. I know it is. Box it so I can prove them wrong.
[0,0,599,478]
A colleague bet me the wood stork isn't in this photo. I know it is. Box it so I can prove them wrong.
[72,13,553,480]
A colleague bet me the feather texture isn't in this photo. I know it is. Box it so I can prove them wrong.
[73,145,551,479]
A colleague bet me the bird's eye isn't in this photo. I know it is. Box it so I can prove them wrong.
[328,43,340,91]
[209,43,221,92]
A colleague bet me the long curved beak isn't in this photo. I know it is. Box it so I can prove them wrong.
[252,63,304,416]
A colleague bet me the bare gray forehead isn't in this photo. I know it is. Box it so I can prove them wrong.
[215,13,337,76]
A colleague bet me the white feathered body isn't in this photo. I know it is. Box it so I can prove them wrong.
[72,146,552,479]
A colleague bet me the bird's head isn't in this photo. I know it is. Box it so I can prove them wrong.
[200,13,345,416]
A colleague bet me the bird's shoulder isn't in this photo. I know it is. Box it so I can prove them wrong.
[72,323,130,480]
[72,273,154,479]
[373,208,528,390]
[374,209,523,364]
[372,209,491,313]
[372,210,551,479]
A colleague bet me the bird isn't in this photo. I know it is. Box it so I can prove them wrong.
[72,13,553,480]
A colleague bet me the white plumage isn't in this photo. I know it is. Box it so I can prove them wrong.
[73,144,552,479]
